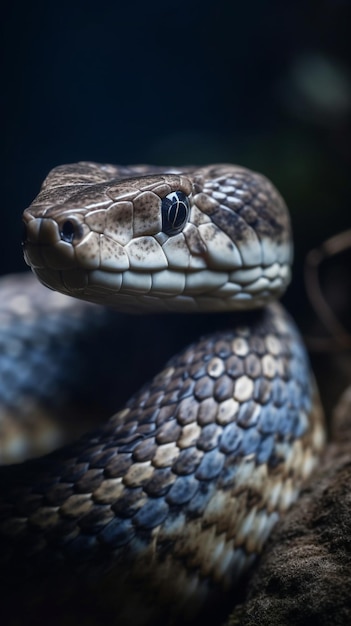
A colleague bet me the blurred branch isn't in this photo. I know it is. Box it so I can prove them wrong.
[305,229,351,351]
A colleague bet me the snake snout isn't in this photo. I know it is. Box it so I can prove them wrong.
[22,213,81,272]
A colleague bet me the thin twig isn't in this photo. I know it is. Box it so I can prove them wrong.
[304,229,351,351]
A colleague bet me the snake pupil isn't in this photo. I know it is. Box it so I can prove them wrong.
[161,191,190,236]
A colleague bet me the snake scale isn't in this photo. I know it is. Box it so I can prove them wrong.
[0,163,325,625]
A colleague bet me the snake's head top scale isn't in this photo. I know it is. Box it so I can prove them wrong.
[22,162,293,313]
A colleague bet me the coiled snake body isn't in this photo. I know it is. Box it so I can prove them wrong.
[0,163,325,624]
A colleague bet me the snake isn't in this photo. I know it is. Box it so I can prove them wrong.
[0,162,325,625]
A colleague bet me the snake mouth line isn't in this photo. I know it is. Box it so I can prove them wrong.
[30,262,291,314]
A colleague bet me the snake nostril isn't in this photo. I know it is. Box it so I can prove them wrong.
[60,219,83,244]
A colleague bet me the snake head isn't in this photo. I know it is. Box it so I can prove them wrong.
[22,162,293,313]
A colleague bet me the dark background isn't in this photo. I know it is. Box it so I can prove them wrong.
[1,0,351,325]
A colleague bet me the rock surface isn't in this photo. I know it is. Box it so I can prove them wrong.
[227,386,351,626]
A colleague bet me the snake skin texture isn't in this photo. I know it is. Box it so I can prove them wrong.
[0,163,325,625]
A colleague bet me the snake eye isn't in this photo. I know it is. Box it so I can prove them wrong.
[161,191,190,236]
[60,218,83,244]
